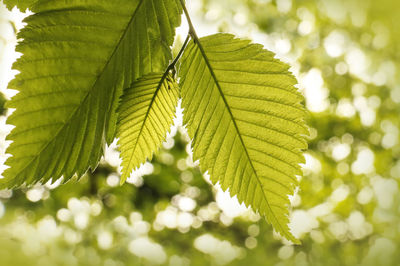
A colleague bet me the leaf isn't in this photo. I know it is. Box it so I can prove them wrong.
[117,73,179,183]
[1,0,182,188]
[178,33,308,242]
[3,0,37,11]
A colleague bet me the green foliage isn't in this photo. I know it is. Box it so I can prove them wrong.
[3,0,36,11]
[1,0,307,241]
[0,92,5,115]
[117,73,179,183]
[2,0,400,265]
[2,0,182,188]
[179,34,307,242]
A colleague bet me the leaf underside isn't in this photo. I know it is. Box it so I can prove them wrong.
[179,33,308,243]
[117,73,179,184]
[1,0,182,188]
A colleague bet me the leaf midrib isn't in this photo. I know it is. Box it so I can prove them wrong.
[11,0,145,180]
[191,38,288,236]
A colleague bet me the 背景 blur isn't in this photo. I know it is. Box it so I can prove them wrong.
[1,0,400,265]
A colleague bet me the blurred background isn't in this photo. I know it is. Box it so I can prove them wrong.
[1,0,400,265]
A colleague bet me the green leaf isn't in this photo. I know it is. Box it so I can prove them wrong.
[178,33,308,242]
[117,73,179,183]
[2,0,182,188]
[2,0,37,11]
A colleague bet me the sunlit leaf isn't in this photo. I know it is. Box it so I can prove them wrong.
[117,73,179,183]
[179,33,308,242]
[1,0,182,188]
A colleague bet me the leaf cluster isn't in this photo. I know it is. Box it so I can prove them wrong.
[2,0,307,242]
